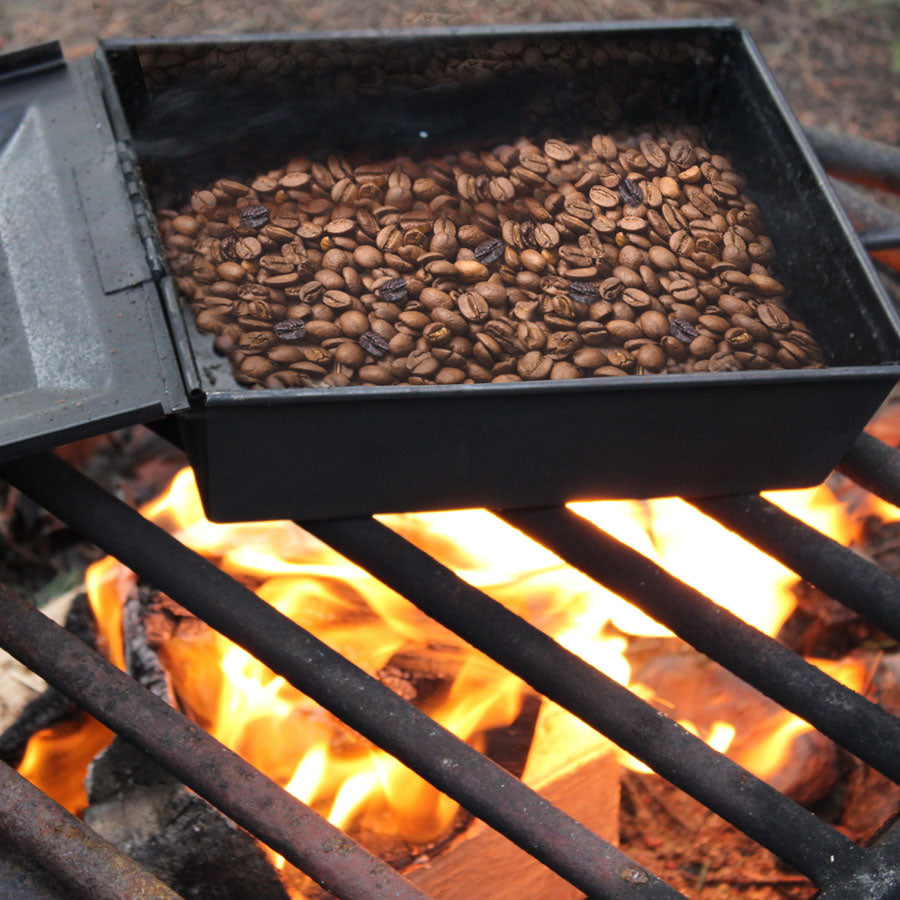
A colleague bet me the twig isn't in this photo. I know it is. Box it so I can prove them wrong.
[702,873,812,886]
[694,859,711,891]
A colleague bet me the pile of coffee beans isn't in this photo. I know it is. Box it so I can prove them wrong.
[158,129,825,389]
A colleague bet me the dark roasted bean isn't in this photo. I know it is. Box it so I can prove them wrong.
[618,179,644,206]
[239,205,270,230]
[359,330,390,358]
[172,128,824,389]
[670,318,699,344]
[474,238,504,265]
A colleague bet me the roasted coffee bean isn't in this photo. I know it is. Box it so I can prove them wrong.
[638,310,670,340]
[569,282,599,304]
[517,320,547,351]
[607,319,643,342]
[376,277,408,305]
[274,318,307,341]
[517,351,553,380]
[239,205,270,230]
[636,344,666,371]
[546,331,581,360]
[456,291,490,323]
[756,301,791,331]
[456,259,490,281]
[606,349,636,372]
[338,310,370,339]
[358,364,393,385]
[618,179,644,206]
[689,334,717,359]
[173,128,825,390]
[474,238,504,265]
[670,318,699,344]
[359,331,390,358]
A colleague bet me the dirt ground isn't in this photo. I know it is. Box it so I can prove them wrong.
[1,0,898,144]
[1,3,898,900]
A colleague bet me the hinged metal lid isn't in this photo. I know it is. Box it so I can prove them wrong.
[0,42,188,462]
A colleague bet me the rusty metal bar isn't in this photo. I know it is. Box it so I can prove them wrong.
[497,506,900,781]
[0,452,682,900]
[817,816,900,900]
[689,493,900,644]
[0,757,184,900]
[807,126,900,194]
[829,178,900,233]
[839,432,900,511]
[300,516,864,890]
[0,585,432,900]
[859,226,900,251]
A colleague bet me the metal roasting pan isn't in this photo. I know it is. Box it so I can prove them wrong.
[1,21,900,521]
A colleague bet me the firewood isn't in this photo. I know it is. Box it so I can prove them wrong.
[84,739,290,900]
[405,702,619,900]
[0,593,91,764]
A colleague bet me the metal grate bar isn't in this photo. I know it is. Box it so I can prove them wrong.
[301,516,862,889]
[0,585,430,900]
[0,452,679,900]
[690,492,900,644]
[806,125,900,193]
[839,432,900,511]
[498,506,900,783]
[818,816,900,900]
[0,756,185,900]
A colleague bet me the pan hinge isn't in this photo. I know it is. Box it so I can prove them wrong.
[114,138,166,280]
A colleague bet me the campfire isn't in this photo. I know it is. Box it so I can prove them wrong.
[10,446,896,898]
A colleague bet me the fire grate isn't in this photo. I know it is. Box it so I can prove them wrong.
[1,432,900,900]
[0,31,899,897]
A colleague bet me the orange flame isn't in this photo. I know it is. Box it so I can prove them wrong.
[16,464,896,864]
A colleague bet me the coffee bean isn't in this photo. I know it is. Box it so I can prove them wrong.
[337,310,370,339]
[648,246,678,270]
[725,327,754,350]
[474,238,504,265]
[569,282,599,304]
[359,330,390,357]
[534,223,560,249]
[358,364,393,384]
[623,288,653,310]
[563,194,593,220]
[756,301,791,331]
[607,319,643,342]
[517,350,553,380]
[456,259,490,281]
[618,179,644,206]
[661,334,688,361]
[638,310,670,340]
[636,344,666,371]
[689,334,717,359]
[698,314,730,334]
[670,318,699,344]
[274,318,307,342]
[544,138,575,162]
[376,277,408,305]
[589,185,619,208]
[239,205,270,230]
[174,127,825,390]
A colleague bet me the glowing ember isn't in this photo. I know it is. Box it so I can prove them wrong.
[16,463,894,869]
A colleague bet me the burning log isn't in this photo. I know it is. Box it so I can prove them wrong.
[629,646,848,808]
[405,703,619,900]
[79,583,290,900]
[0,593,94,764]
[84,739,290,900]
